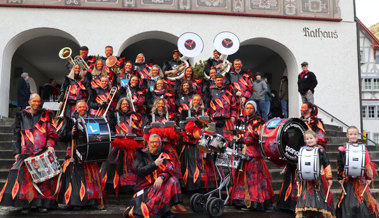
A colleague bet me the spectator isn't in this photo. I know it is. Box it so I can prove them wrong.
[42,78,56,102]
[252,72,268,121]
[16,72,31,110]
[297,62,317,103]
[279,76,288,118]
[264,77,273,120]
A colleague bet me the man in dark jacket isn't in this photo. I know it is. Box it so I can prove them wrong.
[297,62,317,103]
[17,72,31,109]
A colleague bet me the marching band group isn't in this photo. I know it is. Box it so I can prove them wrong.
[0,44,378,218]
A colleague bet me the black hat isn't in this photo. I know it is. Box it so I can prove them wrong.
[80,46,89,51]
[256,72,262,76]
[301,61,308,66]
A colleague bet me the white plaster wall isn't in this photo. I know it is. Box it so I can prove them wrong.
[0,1,360,129]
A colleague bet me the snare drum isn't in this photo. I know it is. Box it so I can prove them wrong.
[24,149,61,183]
[260,118,308,167]
[76,117,111,162]
[345,143,366,178]
[197,133,213,153]
[298,146,320,181]
[209,133,228,152]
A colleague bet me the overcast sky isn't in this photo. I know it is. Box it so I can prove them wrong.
[355,0,379,27]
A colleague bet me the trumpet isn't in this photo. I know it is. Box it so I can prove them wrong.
[59,47,89,71]
[56,85,71,119]
[95,86,118,118]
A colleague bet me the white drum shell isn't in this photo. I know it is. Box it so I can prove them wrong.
[24,150,62,183]
[345,143,366,178]
[298,146,320,181]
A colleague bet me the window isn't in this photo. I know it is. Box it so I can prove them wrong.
[377,106,379,118]
[360,49,365,63]
[369,106,375,118]
[374,79,379,89]
[364,78,372,89]
[374,133,379,145]
[362,106,367,118]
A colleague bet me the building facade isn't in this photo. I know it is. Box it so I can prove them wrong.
[0,0,362,129]
[359,20,379,144]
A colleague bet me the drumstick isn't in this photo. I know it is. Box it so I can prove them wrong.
[361,181,370,197]
[70,139,75,163]
[325,185,331,203]
[297,182,300,197]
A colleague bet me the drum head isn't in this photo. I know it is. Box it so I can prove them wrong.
[278,118,308,163]
[177,32,204,58]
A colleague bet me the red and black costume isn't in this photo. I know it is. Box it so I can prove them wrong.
[88,86,114,117]
[123,148,182,217]
[146,88,176,115]
[204,57,223,76]
[230,115,274,209]
[118,84,147,119]
[296,145,335,217]
[100,110,143,195]
[336,143,379,217]
[58,75,89,117]
[58,111,104,207]
[206,84,237,136]
[134,63,150,80]
[0,108,59,208]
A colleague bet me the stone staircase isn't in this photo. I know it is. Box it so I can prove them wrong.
[0,118,377,207]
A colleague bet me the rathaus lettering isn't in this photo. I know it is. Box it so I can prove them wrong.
[303,27,338,39]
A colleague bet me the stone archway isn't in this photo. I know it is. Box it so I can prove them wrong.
[237,37,299,117]
[0,27,79,117]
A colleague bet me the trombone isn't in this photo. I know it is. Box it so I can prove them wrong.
[55,85,71,119]
[95,86,118,118]
[59,47,89,71]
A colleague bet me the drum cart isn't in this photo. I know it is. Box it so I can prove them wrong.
[189,143,250,218]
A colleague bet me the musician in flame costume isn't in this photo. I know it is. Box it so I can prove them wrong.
[174,67,203,97]
[277,102,327,212]
[336,126,379,218]
[100,98,143,195]
[58,100,104,208]
[145,65,164,92]
[296,130,335,218]
[146,79,176,115]
[88,76,115,117]
[162,50,185,90]
[123,134,182,218]
[175,80,195,115]
[205,74,237,138]
[301,102,326,146]
[179,95,207,191]
[204,50,227,77]
[118,76,147,118]
[0,94,59,212]
[230,101,274,210]
[58,64,89,117]
[87,60,107,90]
[134,53,151,80]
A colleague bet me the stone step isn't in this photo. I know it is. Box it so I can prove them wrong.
[324,124,343,132]
[325,130,346,137]
[0,133,13,141]
[0,125,12,132]
[325,137,348,145]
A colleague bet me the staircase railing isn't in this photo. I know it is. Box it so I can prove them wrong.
[318,106,379,146]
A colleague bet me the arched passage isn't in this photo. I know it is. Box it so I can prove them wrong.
[119,31,178,67]
[230,37,299,117]
[1,28,79,117]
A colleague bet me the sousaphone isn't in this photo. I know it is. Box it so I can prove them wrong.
[205,32,240,79]
[167,32,204,80]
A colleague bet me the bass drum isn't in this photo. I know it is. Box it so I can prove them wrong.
[259,118,308,167]
[76,117,111,162]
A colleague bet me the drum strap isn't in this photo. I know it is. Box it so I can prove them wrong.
[32,172,62,199]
